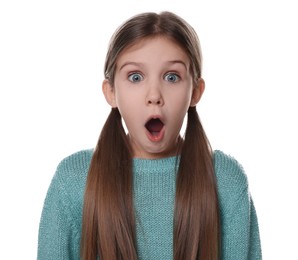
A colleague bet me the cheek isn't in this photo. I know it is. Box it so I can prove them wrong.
[114,81,140,107]
[115,91,141,124]
[169,93,192,123]
[173,102,189,121]
[169,88,193,109]
[116,96,139,117]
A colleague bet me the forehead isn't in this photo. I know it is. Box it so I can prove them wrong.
[116,36,190,66]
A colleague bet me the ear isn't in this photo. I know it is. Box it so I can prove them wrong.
[190,78,205,107]
[102,79,117,108]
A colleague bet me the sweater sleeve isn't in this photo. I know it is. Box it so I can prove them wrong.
[37,163,82,260]
[214,151,262,260]
[221,187,262,259]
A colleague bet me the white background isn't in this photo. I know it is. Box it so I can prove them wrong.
[1,0,297,259]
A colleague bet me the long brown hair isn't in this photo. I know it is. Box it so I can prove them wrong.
[81,11,220,260]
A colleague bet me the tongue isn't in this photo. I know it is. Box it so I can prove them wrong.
[146,119,164,134]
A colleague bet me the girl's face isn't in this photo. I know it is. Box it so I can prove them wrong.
[103,36,204,159]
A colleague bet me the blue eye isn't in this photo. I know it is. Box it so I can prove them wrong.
[128,73,143,82]
[164,73,180,83]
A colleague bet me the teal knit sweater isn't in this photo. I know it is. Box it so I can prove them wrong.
[38,150,262,259]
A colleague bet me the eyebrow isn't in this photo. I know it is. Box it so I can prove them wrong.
[119,62,144,71]
[119,60,188,71]
[167,60,188,70]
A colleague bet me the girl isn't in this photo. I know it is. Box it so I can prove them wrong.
[38,11,262,260]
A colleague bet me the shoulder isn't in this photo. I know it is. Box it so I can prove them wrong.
[213,150,248,188]
[213,150,249,208]
[55,149,94,180]
[48,149,94,209]
[212,151,262,258]
[38,150,93,257]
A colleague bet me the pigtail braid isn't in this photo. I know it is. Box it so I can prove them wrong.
[81,108,137,260]
[174,106,220,260]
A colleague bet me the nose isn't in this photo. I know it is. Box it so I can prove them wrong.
[146,86,164,106]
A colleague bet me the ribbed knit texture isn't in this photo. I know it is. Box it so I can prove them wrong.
[37,150,262,259]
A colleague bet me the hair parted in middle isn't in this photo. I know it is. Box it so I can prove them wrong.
[81,11,220,260]
[104,11,203,85]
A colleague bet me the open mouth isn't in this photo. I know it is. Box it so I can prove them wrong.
[145,118,164,137]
